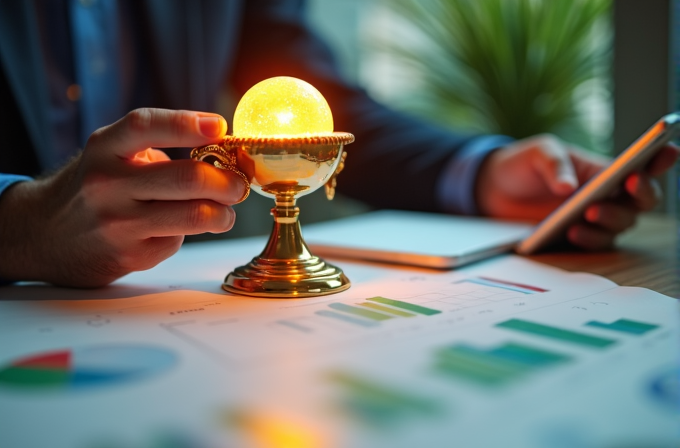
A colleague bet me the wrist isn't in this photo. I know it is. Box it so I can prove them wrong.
[0,179,48,282]
[474,149,502,217]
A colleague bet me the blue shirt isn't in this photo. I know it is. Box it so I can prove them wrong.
[0,2,508,215]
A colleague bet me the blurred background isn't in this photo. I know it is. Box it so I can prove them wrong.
[209,0,679,241]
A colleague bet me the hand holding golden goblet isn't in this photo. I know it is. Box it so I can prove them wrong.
[191,77,354,298]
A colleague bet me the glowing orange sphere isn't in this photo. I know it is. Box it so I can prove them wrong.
[232,77,333,138]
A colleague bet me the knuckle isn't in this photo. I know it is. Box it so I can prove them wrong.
[86,127,106,148]
[534,133,560,148]
[125,108,154,135]
[532,134,561,154]
[171,110,193,140]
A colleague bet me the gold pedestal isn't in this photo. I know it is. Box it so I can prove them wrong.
[224,194,350,297]
[192,133,353,298]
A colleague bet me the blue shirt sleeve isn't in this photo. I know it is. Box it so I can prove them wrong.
[0,174,33,286]
[0,174,32,197]
[436,135,515,215]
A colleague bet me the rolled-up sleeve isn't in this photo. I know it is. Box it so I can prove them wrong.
[436,135,514,215]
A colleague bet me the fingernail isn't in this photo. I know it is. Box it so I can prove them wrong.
[625,173,640,195]
[199,116,226,138]
[585,205,598,222]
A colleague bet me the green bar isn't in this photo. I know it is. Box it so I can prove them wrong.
[496,319,616,348]
[359,302,416,317]
[326,371,441,415]
[585,319,659,335]
[490,342,571,367]
[435,360,510,386]
[439,347,531,377]
[434,351,519,386]
[367,297,441,316]
[328,303,394,321]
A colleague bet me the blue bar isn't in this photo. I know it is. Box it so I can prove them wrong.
[585,319,659,335]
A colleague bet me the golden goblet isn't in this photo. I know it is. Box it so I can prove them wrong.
[191,77,354,298]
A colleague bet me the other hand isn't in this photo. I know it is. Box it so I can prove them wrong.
[475,134,679,250]
[0,108,246,287]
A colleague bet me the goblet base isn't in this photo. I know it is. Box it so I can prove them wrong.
[223,256,350,298]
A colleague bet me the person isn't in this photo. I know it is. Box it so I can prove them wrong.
[0,0,677,288]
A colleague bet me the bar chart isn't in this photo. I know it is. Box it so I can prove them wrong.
[315,297,442,328]
[496,319,618,348]
[433,341,571,387]
[430,316,661,388]
[326,371,442,428]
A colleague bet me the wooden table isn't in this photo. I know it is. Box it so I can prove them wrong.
[527,213,679,298]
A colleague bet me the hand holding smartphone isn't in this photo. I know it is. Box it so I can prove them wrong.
[516,112,680,255]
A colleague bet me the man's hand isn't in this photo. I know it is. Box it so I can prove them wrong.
[475,134,680,250]
[0,108,246,287]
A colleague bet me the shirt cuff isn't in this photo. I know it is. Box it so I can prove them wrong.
[0,174,33,197]
[436,135,514,215]
[0,174,33,286]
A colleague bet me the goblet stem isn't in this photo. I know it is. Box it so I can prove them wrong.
[260,194,314,261]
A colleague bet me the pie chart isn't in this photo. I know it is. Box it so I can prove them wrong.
[0,344,177,391]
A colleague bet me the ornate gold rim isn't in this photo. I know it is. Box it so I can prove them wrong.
[218,132,354,148]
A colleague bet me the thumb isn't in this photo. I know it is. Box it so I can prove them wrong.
[90,108,227,160]
[530,138,579,196]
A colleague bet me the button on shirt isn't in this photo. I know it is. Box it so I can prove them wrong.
[34,0,126,164]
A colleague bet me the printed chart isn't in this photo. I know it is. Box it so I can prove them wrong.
[163,275,555,363]
[0,253,677,448]
[0,345,177,391]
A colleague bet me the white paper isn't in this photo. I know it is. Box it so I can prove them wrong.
[0,237,677,448]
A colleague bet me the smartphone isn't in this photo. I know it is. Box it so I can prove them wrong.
[516,112,680,255]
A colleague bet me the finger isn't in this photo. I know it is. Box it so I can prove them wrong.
[645,144,680,176]
[91,108,227,159]
[624,172,662,211]
[567,223,616,251]
[126,236,185,272]
[124,159,247,205]
[584,202,637,233]
[130,200,236,237]
[113,236,185,273]
[529,136,579,195]
[568,148,608,184]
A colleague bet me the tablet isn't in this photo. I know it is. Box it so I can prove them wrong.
[515,112,680,255]
[304,211,533,269]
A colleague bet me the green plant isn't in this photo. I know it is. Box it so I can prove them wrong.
[373,0,611,151]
